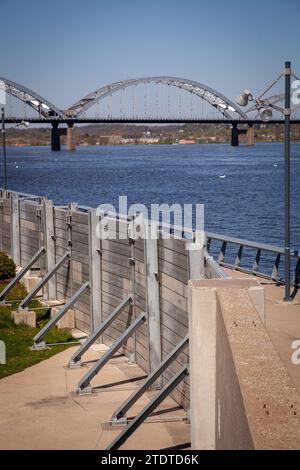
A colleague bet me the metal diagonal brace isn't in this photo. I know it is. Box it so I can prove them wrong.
[68,294,133,368]
[77,312,146,394]
[18,251,70,311]
[112,335,189,423]
[107,366,189,450]
[32,281,90,350]
[0,246,46,303]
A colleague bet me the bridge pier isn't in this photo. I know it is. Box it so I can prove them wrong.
[51,122,61,151]
[275,125,281,141]
[246,125,255,146]
[231,124,255,147]
[66,124,76,151]
[51,123,76,151]
[231,124,240,146]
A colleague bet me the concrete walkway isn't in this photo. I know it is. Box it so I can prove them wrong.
[226,269,300,396]
[0,346,189,450]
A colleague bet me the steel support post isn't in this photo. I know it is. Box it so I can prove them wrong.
[107,366,189,450]
[18,251,70,311]
[10,193,20,266]
[1,108,7,190]
[68,295,132,368]
[32,281,90,349]
[88,208,102,333]
[284,61,291,301]
[144,223,162,387]
[112,335,189,422]
[43,199,56,300]
[77,312,146,393]
[0,246,46,302]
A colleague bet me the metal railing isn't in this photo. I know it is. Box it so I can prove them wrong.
[206,232,300,286]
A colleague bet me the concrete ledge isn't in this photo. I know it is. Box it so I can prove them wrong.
[188,278,300,450]
[11,310,36,328]
[20,271,43,297]
[51,306,75,329]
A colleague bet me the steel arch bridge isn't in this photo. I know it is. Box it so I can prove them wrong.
[1,75,249,121]
[65,76,248,120]
[0,76,66,119]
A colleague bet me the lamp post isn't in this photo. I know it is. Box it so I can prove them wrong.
[1,107,7,190]
[284,62,291,301]
[237,61,293,301]
[1,108,30,191]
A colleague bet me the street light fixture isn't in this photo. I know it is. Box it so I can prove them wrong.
[236,61,294,301]
[1,107,30,191]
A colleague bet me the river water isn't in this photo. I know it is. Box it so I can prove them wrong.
[1,142,299,252]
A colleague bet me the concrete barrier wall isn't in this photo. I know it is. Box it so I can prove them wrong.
[188,279,300,450]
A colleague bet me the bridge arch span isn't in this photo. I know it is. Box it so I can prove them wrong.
[65,76,248,120]
[0,77,66,119]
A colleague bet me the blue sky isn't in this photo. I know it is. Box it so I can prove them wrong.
[1,0,300,108]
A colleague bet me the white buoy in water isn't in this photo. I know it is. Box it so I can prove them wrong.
[15,165,19,169]
[219,174,226,179]
[274,164,278,167]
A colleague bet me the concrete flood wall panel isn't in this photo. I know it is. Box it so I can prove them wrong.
[0,196,12,256]
[54,208,91,333]
[101,221,134,356]
[159,237,190,410]
[19,200,44,270]
[101,220,148,368]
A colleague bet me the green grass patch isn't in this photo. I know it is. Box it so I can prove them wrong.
[0,282,77,379]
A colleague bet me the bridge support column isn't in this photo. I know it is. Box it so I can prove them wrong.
[51,122,61,151]
[231,124,239,146]
[67,124,76,151]
[275,125,281,141]
[246,126,255,146]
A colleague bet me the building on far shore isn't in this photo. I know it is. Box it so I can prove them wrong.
[179,139,196,144]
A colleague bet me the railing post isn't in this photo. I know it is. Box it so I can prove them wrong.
[144,222,162,387]
[218,241,227,264]
[88,208,102,332]
[252,248,261,273]
[187,231,206,280]
[0,193,4,252]
[234,245,243,268]
[10,193,20,266]
[43,199,56,300]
